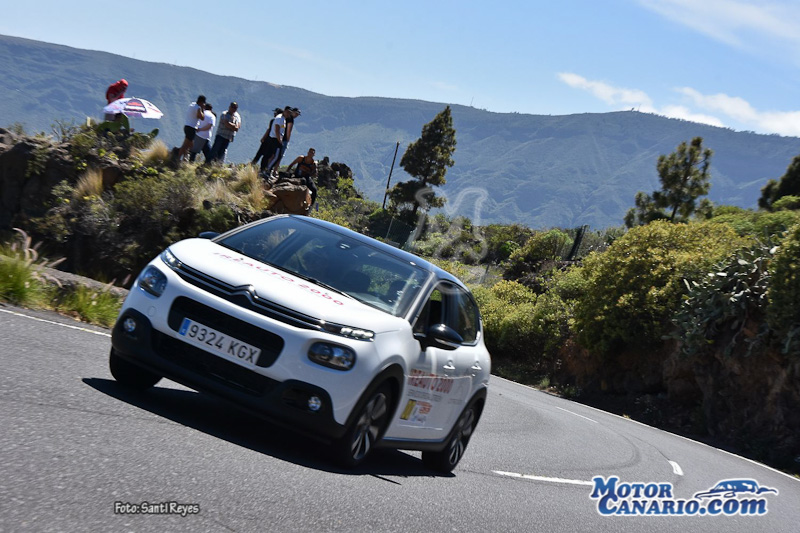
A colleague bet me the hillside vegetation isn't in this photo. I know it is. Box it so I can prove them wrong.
[3,34,800,229]
[2,119,800,475]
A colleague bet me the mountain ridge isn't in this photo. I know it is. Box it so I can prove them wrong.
[2,34,799,229]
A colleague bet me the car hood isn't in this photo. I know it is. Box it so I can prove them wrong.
[168,239,405,332]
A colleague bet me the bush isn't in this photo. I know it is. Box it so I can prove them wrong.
[573,220,747,355]
[671,240,774,358]
[505,229,573,280]
[473,280,571,375]
[0,229,63,307]
[772,195,800,211]
[709,208,800,237]
[56,285,122,327]
[767,223,800,354]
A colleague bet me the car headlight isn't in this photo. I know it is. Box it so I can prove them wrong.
[308,342,356,371]
[321,323,375,340]
[139,266,167,297]
[161,248,181,269]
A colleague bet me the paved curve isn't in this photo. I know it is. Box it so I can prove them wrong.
[1,304,798,532]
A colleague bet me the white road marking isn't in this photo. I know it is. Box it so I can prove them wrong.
[0,308,111,337]
[669,460,684,476]
[555,405,598,423]
[494,470,594,486]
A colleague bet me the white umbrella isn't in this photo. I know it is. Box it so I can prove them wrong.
[103,97,164,119]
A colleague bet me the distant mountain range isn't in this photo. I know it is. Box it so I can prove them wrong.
[2,34,799,229]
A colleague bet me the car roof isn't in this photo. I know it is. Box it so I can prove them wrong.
[246,215,465,288]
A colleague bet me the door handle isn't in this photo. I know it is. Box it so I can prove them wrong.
[443,362,456,372]
[471,362,482,372]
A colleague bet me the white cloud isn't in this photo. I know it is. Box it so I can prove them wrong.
[558,72,800,136]
[557,73,652,108]
[678,87,800,136]
[659,105,725,127]
[558,72,724,126]
[677,87,758,122]
[637,0,800,59]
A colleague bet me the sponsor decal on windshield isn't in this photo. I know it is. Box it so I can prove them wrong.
[590,476,778,516]
[211,251,345,305]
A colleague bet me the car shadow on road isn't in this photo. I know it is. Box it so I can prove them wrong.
[84,377,454,479]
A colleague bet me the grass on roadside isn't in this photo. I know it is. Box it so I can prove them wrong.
[53,285,122,327]
[0,229,122,327]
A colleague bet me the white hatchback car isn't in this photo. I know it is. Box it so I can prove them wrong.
[110,215,491,471]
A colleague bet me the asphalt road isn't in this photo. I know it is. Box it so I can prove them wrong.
[1,304,798,532]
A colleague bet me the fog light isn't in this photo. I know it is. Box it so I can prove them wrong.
[308,396,322,412]
[123,317,137,333]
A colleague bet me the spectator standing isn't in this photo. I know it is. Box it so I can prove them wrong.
[190,103,215,162]
[208,102,241,163]
[178,95,207,161]
[286,147,318,205]
[275,106,300,169]
[259,109,286,174]
[252,108,282,167]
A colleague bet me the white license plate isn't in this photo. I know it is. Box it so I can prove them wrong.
[178,318,261,365]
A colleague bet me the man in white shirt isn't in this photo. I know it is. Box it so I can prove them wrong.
[178,94,206,161]
[260,110,286,174]
[190,103,216,162]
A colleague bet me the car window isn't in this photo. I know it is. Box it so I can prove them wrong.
[413,288,443,335]
[218,217,429,317]
[453,288,479,343]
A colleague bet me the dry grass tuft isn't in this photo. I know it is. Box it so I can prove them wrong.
[141,140,170,166]
[73,168,104,200]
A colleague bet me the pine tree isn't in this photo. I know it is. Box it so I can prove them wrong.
[625,137,713,227]
[389,106,456,217]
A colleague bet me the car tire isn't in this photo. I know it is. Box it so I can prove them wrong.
[333,383,393,468]
[109,348,161,390]
[422,403,477,473]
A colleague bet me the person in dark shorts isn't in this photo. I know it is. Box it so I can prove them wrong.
[178,95,206,161]
[253,107,282,167]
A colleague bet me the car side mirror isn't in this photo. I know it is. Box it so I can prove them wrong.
[198,231,220,239]
[415,323,463,351]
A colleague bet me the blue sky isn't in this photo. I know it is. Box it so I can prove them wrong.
[4,0,800,136]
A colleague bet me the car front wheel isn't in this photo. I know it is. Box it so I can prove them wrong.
[333,383,392,468]
[109,348,161,390]
[422,403,476,472]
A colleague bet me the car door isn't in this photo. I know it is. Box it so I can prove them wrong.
[392,283,473,440]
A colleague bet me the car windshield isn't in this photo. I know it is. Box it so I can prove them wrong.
[217,217,430,317]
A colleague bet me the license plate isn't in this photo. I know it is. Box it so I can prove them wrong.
[178,318,261,365]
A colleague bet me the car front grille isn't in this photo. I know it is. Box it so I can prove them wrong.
[167,297,284,368]
[170,261,322,331]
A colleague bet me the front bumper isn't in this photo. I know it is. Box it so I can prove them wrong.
[111,308,348,441]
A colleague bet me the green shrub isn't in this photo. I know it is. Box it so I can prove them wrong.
[709,208,800,237]
[505,229,573,280]
[767,224,800,354]
[753,210,800,236]
[57,286,122,327]
[573,220,747,355]
[772,195,800,211]
[0,230,62,306]
[483,223,535,263]
[473,280,571,374]
[671,240,774,358]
